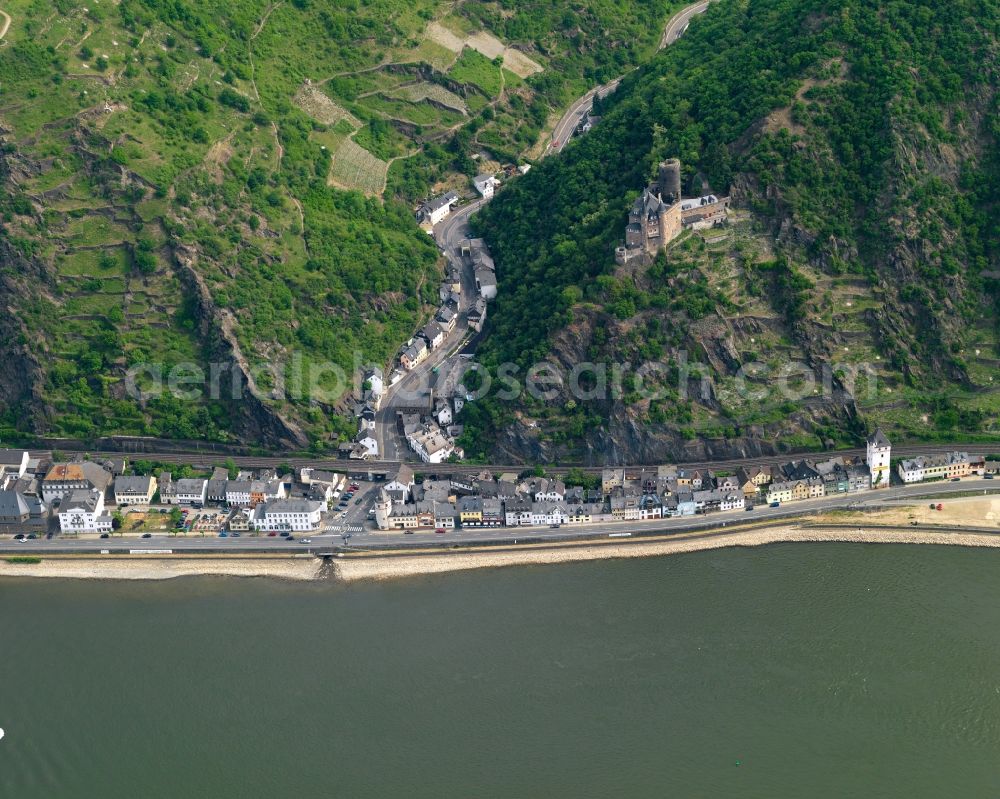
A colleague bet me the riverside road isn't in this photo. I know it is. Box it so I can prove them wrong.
[5,479,999,556]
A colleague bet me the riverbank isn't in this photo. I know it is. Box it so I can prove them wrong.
[332,523,1000,582]
[6,512,1000,582]
[0,555,320,581]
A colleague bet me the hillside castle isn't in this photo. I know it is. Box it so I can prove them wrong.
[616,158,730,265]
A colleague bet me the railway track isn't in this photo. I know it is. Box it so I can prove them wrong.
[26,441,999,476]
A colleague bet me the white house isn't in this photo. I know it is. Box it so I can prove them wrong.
[354,429,379,459]
[420,320,446,350]
[384,464,415,501]
[363,366,384,398]
[434,502,457,529]
[251,499,324,532]
[866,428,891,488]
[418,191,459,226]
[226,480,252,506]
[473,173,498,199]
[504,496,533,526]
[533,479,566,503]
[407,426,454,464]
[897,457,927,483]
[0,449,29,479]
[530,502,569,526]
[435,401,453,427]
[165,478,208,506]
[475,268,497,300]
[58,489,112,534]
[113,474,157,505]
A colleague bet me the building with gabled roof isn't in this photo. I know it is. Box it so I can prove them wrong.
[42,461,113,504]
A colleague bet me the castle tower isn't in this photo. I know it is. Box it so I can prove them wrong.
[374,488,393,529]
[866,427,891,488]
[657,159,682,205]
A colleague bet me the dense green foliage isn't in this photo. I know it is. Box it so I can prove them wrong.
[465,0,999,457]
[0,0,686,447]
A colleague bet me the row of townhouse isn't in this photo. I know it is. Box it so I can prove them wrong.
[897,452,981,483]
[375,428,899,531]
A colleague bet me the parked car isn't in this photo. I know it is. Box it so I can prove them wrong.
[770,501,780,508]
[267,531,277,537]
[937,504,943,510]
[99,533,110,539]
[219,532,228,538]
[435,528,446,534]
[279,531,290,537]
[745,504,754,511]
[985,474,995,480]
[13,533,25,541]
[230,532,241,538]
[141,533,152,539]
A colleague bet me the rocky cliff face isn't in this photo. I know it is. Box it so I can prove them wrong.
[465,0,998,463]
[171,244,309,450]
[0,138,49,432]
[0,238,48,431]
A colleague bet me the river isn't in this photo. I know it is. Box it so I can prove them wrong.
[2,543,1000,797]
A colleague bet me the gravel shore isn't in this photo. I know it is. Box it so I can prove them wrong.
[333,524,1000,582]
[0,556,320,581]
[5,521,1000,583]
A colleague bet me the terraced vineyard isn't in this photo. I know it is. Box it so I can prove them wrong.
[329,139,389,196]
[0,0,688,448]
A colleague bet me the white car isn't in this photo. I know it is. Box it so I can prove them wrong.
[300,538,312,544]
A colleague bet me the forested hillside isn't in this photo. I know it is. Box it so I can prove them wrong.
[464,0,999,463]
[0,0,677,448]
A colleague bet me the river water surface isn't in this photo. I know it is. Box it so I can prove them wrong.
[3,543,1000,797]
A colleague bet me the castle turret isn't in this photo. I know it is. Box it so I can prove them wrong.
[657,159,682,205]
[374,489,393,529]
[866,428,891,488]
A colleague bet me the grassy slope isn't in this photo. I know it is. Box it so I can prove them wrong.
[0,0,685,448]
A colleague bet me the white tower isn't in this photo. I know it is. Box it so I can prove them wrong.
[374,488,393,530]
[866,428,891,488]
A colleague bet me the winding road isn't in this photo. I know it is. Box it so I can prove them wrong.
[374,2,716,458]
[374,198,487,460]
[544,0,713,156]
